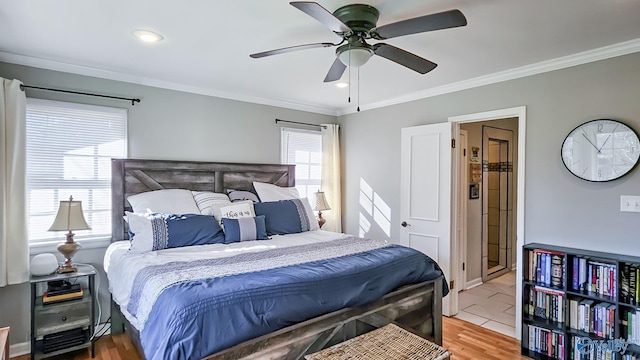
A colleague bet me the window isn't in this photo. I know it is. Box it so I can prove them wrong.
[26,98,127,244]
[281,127,322,200]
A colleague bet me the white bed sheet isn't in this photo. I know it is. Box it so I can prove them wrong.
[104,230,349,328]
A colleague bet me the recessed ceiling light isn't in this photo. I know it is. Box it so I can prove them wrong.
[336,82,349,88]
[132,30,164,43]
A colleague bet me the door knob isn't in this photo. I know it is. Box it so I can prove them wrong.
[401,221,410,227]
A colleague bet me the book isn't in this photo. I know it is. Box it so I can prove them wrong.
[551,254,563,288]
[539,254,547,284]
[572,257,579,291]
[631,266,637,305]
[578,299,594,332]
[637,267,640,304]
[579,258,587,291]
[569,299,579,329]
[43,288,84,304]
[545,253,552,286]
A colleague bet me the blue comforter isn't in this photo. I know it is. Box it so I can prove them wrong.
[133,238,447,359]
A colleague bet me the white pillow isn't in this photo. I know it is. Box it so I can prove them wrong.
[124,212,155,253]
[300,197,320,231]
[127,189,200,214]
[253,182,300,202]
[219,200,255,220]
[192,191,232,224]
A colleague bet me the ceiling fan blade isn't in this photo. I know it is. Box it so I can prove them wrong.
[372,9,467,40]
[290,2,352,34]
[323,58,347,82]
[373,43,437,74]
[250,42,336,58]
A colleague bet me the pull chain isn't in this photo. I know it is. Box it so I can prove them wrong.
[348,47,351,103]
[357,67,360,112]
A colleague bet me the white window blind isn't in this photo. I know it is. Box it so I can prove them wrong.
[281,127,322,200]
[26,98,127,243]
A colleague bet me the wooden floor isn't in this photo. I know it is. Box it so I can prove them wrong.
[443,317,528,360]
[14,317,528,360]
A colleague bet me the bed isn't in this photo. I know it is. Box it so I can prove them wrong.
[106,158,447,360]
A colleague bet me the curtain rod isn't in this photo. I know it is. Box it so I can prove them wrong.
[275,119,326,129]
[19,84,141,106]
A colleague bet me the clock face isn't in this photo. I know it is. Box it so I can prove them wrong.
[561,119,640,182]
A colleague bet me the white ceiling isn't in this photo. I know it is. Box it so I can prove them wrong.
[1,0,640,115]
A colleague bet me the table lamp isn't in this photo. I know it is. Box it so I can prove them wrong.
[48,195,91,273]
[314,191,331,229]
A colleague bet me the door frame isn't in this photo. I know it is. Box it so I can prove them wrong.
[448,106,526,341]
[457,129,468,292]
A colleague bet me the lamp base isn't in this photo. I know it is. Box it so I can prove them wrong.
[56,232,80,274]
[57,264,78,274]
[318,211,326,229]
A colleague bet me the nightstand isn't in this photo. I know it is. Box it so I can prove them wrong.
[30,264,96,360]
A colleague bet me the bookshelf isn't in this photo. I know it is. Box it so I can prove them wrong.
[523,243,640,360]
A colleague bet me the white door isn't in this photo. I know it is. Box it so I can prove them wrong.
[400,122,455,316]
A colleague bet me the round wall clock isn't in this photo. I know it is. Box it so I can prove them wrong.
[561,119,640,182]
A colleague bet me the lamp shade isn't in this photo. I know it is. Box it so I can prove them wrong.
[314,191,331,212]
[48,196,91,231]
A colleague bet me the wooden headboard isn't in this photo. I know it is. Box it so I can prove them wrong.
[111,158,295,241]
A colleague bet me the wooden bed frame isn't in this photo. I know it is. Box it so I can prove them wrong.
[109,158,444,360]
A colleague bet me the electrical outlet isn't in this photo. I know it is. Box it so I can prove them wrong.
[620,195,640,213]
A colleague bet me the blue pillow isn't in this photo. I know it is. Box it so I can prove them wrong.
[165,214,226,248]
[222,215,268,243]
[126,212,225,252]
[253,198,319,236]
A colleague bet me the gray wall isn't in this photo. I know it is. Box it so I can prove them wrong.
[0,61,335,347]
[338,51,640,261]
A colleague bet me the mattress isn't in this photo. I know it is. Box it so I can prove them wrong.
[105,230,446,359]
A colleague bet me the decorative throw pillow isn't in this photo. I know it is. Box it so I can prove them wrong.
[191,191,232,224]
[226,189,260,203]
[222,216,268,243]
[125,212,225,252]
[253,181,300,202]
[253,198,319,235]
[127,189,201,214]
[219,200,255,219]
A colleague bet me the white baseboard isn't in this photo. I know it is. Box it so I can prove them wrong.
[466,277,483,289]
[10,341,30,357]
[9,327,111,357]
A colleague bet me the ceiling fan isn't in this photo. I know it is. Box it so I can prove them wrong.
[250,2,467,82]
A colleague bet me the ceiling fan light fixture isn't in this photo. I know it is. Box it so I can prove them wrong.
[132,29,164,43]
[338,48,373,67]
[335,82,349,88]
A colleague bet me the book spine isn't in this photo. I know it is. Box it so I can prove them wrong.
[540,254,547,284]
[551,254,563,288]
[573,257,579,291]
[545,253,552,287]
[622,264,629,304]
[631,266,637,305]
[580,258,587,291]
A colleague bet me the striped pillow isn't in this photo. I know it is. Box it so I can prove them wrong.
[222,216,268,243]
[191,191,232,225]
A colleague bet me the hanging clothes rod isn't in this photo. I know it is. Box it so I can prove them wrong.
[275,119,326,129]
[19,84,141,106]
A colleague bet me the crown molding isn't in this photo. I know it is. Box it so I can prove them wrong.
[336,38,640,116]
[0,51,337,116]
[2,37,639,118]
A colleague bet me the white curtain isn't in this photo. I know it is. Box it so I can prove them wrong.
[321,124,342,233]
[0,77,29,287]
